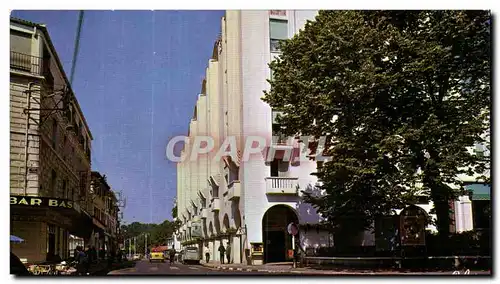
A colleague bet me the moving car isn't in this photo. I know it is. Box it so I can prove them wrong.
[149,246,168,263]
[149,252,164,263]
[181,247,200,265]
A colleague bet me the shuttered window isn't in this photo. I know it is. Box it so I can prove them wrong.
[10,30,32,55]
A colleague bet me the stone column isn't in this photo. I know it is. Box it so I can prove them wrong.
[455,195,473,233]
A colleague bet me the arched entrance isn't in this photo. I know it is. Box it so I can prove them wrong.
[400,205,428,246]
[262,205,299,263]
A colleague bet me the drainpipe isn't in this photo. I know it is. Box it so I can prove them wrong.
[23,82,34,196]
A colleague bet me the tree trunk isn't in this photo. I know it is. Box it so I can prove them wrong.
[428,181,453,254]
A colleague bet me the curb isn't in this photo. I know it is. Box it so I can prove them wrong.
[202,264,290,273]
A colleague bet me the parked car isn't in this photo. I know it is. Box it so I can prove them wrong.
[181,247,200,265]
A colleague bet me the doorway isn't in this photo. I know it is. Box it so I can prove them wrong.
[262,205,298,263]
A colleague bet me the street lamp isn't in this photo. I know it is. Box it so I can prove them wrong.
[144,233,149,258]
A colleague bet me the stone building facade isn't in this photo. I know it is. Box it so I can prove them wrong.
[10,17,94,263]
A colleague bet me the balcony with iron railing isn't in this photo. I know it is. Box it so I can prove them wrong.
[10,51,47,76]
[265,177,299,195]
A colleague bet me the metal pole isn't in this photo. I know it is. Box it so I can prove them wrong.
[145,234,147,258]
[23,83,33,196]
[292,235,296,268]
[134,237,137,256]
[128,238,131,259]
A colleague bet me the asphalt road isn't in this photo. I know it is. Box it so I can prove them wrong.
[108,260,272,275]
[107,260,492,276]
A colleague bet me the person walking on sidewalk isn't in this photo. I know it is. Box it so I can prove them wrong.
[218,244,226,264]
[75,246,88,276]
[226,243,231,264]
[169,248,176,264]
[204,245,210,263]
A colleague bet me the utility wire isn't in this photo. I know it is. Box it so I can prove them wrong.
[70,11,85,85]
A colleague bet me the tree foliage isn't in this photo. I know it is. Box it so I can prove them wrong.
[172,205,177,219]
[120,219,177,251]
[262,10,490,243]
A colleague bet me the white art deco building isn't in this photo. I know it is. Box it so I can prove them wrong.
[174,10,490,265]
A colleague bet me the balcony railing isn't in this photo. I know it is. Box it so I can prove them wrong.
[265,177,299,195]
[10,51,45,76]
[201,208,208,219]
[210,198,221,212]
[228,181,241,201]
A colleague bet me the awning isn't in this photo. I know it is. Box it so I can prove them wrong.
[464,183,491,201]
[10,235,24,243]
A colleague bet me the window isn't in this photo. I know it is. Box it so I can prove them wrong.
[474,143,485,158]
[10,30,32,72]
[270,19,288,52]
[224,166,229,184]
[229,168,238,183]
[271,159,289,177]
[62,179,67,199]
[271,160,279,177]
[50,170,57,197]
[52,119,58,149]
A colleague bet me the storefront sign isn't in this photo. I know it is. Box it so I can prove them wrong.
[10,196,73,209]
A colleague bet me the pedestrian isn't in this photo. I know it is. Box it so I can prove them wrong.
[84,245,92,275]
[226,243,231,264]
[108,249,114,269]
[204,245,210,263]
[75,246,88,276]
[218,243,226,264]
[169,248,176,264]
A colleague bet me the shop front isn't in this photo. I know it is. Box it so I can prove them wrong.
[10,195,93,264]
[91,216,107,259]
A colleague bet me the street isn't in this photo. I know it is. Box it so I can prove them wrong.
[107,260,492,276]
[108,260,274,275]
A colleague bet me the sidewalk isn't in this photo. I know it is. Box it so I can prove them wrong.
[201,260,294,273]
[200,261,492,275]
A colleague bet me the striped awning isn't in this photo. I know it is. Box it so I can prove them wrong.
[464,183,491,201]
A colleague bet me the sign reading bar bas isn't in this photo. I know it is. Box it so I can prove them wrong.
[10,195,73,209]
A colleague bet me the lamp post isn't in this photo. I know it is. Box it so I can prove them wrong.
[128,238,131,259]
[144,233,148,258]
[133,236,137,257]
[238,224,248,264]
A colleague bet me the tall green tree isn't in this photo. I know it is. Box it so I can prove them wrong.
[262,10,490,246]
[171,205,177,219]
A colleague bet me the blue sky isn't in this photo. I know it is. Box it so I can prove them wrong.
[11,10,225,224]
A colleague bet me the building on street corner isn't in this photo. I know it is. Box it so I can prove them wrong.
[10,17,94,263]
[175,10,331,265]
[89,171,121,258]
[173,10,490,265]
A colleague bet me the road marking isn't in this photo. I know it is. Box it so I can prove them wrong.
[188,267,199,270]
[150,267,158,271]
[170,266,180,270]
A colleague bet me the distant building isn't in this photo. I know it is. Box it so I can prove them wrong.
[90,171,120,256]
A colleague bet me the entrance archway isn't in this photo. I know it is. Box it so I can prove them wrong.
[262,204,299,263]
[400,205,428,246]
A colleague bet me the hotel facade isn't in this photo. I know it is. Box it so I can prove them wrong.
[175,10,490,264]
[9,18,121,263]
